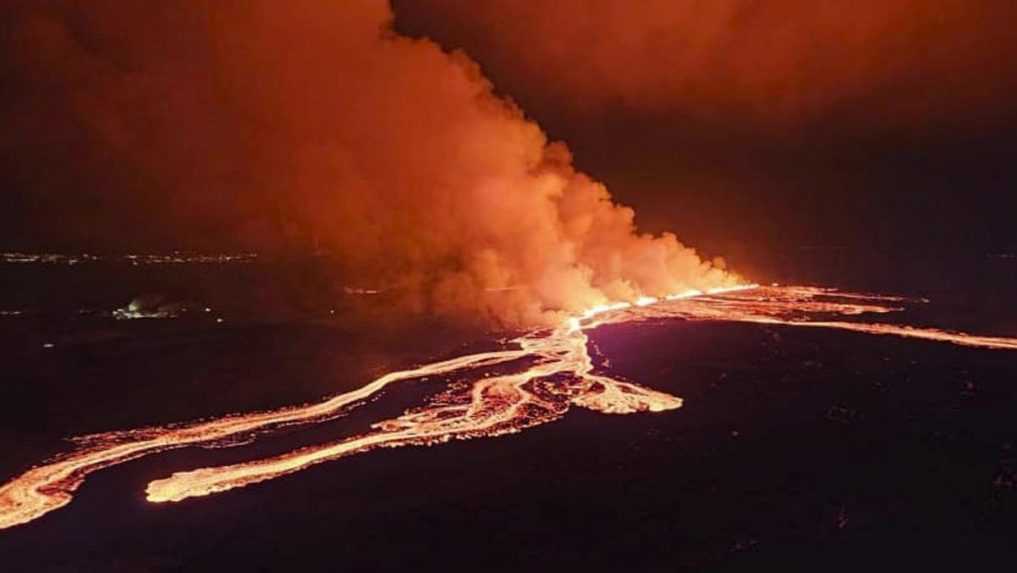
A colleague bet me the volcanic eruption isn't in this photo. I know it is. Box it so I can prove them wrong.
[4,0,739,326]
[2,1,1016,540]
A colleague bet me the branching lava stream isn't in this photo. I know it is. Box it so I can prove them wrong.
[2,285,1015,529]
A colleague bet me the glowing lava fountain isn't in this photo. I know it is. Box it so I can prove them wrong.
[2,285,1016,529]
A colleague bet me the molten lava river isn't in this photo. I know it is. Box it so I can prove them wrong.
[2,285,1016,530]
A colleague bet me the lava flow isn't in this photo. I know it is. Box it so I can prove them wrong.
[632,286,1017,351]
[3,285,1017,530]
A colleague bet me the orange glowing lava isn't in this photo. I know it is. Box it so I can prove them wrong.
[633,286,1017,351]
[2,285,1015,529]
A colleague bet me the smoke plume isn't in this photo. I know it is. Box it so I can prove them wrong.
[395,0,1017,129]
[2,1,737,326]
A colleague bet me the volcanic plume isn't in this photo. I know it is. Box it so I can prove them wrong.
[3,0,736,327]
[396,0,1017,128]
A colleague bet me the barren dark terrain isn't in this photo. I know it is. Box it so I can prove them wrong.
[1,251,1015,572]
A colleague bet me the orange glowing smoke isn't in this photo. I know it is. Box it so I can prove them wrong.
[400,0,1017,128]
[4,1,738,326]
[3,285,1017,529]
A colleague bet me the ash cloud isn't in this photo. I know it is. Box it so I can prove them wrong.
[396,0,1017,128]
[1,1,736,327]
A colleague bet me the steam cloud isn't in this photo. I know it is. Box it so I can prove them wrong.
[398,0,1017,128]
[3,1,737,326]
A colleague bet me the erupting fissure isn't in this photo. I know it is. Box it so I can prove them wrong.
[2,285,1016,530]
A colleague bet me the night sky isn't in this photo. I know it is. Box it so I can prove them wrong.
[3,1,1016,263]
